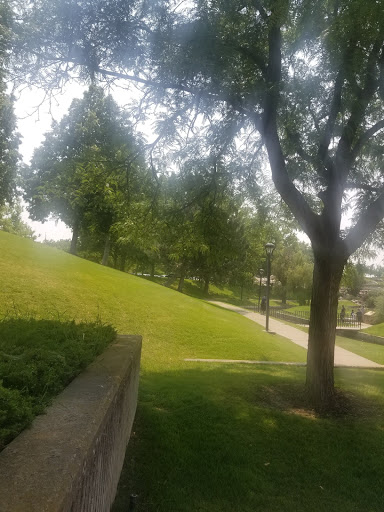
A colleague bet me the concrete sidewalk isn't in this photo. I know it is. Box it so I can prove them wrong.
[209,301,383,369]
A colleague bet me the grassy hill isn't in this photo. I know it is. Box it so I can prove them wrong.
[0,231,306,366]
[1,231,384,512]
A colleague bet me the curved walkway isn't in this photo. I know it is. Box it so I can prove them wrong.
[208,301,383,369]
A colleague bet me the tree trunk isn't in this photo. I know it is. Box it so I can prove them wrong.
[150,262,155,278]
[306,251,345,409]
[70,220,79,255]
[281,287,287,305]
[112,250,118,269]
[178,274,185,292]
[203,275,210,295]
[240,282,244,301]
[102,232,111,266]
[177,261,187,292]
[119,253,127,272]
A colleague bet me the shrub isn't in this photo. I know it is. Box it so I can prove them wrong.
[0,318,116,449]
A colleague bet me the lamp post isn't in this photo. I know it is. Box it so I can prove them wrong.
[265,242,275,332]
[257,268,264,311]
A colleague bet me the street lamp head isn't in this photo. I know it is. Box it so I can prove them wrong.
[259,268,264,275]
[265,242,275,256]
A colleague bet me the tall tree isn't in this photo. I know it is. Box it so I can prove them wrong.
[273,237,313,305]
[0,1,19,205]
[14,0,384,408]
[24,86,147,258]
[161,156,248,294]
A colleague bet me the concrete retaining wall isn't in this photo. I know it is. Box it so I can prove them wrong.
[357,332,384,346]
[337,329,384,346]
[0,334,142,512]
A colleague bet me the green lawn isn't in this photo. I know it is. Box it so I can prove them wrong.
[363,323,384,337]
[274,321,384,366]
[336,335,384,365]
[0,231,383,512]
[286,299,358,314]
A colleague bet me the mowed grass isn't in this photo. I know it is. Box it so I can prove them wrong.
[275,321,384,366]
[0,231,383,511]
[286,300,357,314]
[336,336,384,365]
[113,364,384,512]
[0,232,305,367]
[364,323,384,337]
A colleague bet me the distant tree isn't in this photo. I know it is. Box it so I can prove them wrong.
[0,2,19,205]
[287,255,313,306]
[0,201,35,239]
[342,262,365,296]
[24,86,147,259]
[42,239,71,252]
[160,157,247,294]
[274,237,313,305]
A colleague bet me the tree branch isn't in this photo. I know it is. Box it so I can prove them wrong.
[351,119,384,159]
[262,4,319,240]
[97,67,202,95]
[317,68,344,174]
[242,0,269,21]
[235,45,267,78]
[335,39,381,174]
[345,182,383,192]
[343,191,384,257]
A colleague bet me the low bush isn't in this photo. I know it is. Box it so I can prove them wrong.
[0,317,116,450]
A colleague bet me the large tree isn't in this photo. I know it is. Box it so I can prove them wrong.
[24,86,147,258]
[0,1,19,205]
[161,156,248,294]
[13,0,384,408]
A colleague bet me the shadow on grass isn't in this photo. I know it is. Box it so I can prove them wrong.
[0,317,116,450]
[113,365,384,512]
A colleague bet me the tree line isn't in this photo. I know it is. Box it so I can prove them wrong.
[21,85,313,300]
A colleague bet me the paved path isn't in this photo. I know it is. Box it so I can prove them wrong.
[208,301,383,369]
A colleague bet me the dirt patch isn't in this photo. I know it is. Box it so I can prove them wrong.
[257,384,382,420]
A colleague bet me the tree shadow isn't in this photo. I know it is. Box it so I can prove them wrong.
[113,365,384,512]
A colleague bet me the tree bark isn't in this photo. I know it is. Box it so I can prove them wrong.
[101,232,111,266]
[112,249,118,269]
[70,220,79,255]
[203,275,210,295]
[306,251,346,409]
[178,273,185,292]
[119,253,126,272]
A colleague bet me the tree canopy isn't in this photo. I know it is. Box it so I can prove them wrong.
[0,0,20,205]
[11,0,384,408]
[24,85,148,258]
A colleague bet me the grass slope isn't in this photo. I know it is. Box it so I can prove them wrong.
[0,232,305,366]
[0,231,383,512]
[364,323,384,337]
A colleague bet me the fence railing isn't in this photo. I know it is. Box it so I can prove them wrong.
[253,305,362,329]
[335,314,362,329]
